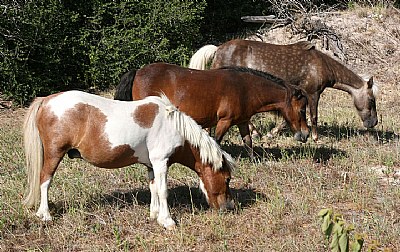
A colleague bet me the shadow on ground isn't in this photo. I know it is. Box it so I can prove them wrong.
[317,123,399,142]
[52,185,266,218]
[222,144,347,164]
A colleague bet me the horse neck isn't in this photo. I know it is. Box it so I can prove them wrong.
[251,83,288,113]
[321,52,365,94]
[168,141,201,174]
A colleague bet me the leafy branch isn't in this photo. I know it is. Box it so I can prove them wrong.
[318,208,364,252]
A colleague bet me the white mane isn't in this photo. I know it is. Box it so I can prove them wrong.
[372,82,380,99]
[156,94,235,171]
[362,75,380,98]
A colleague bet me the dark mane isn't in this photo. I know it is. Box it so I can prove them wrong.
[219,66,285,86]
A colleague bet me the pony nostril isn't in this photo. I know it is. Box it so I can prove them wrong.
[363,118,378,128]
[364,120,378,129]
[294,132,304,142]
[221,199,235,211]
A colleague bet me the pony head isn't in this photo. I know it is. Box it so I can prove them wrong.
[198,152,235,211]
[283,85,310,142]
[353,76,379,128]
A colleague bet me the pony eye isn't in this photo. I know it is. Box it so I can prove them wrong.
[225,177,231,184]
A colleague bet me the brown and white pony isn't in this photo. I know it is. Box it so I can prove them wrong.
[189,39,379,141]
[23,91,235,230]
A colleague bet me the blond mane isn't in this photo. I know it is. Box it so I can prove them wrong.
[156,94,235,171]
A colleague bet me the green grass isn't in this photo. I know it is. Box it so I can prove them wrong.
[1,86,398,251]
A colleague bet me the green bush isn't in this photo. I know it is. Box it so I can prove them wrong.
[82,0,206,90]
[0,0,206,104]
[0,0,88,104]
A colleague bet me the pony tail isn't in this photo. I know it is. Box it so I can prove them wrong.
[188,45,218,70]
[23,97,44,207]
[114,69,136,101]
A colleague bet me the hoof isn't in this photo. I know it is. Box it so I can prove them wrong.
[36,210,52,221]
[158,217,176,230]
[165,223,176,231]
[149,211,158,221]
[314,139,323,145]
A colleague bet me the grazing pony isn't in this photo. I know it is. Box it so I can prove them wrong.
[23,91,235,230]
[114,63,309,155]
[189,39,379,141]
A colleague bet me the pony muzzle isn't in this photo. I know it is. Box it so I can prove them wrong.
[294,130,309,143]
[363,117,378,128]
[219,198,235,211]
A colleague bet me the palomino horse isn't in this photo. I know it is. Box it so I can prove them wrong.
[23,91,235,230]
[114,63,309,155]
[189,39,379,141]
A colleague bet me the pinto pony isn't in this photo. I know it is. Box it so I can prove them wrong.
[189,39,379,141]
[23,91,235,230]
[114,63,309,155]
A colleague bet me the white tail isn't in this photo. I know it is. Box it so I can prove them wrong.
[188,44,218,70]
[23,97,45,207]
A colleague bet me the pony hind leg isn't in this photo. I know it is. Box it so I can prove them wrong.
[248,122,261,139]
[267,119,288,138]
[36,152,64,221]
[238,122,254,159]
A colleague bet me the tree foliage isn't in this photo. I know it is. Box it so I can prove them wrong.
[1,0,89,103]
[0,0,206,104]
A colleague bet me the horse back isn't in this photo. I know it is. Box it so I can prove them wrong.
[213,39,329,91]
[134,64,226,125]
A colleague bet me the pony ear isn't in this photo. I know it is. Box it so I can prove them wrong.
[367,77,374,88]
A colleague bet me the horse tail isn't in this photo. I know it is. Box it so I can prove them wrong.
[114,69,136,101]
[188,44,218,70]
[23,97,45,207]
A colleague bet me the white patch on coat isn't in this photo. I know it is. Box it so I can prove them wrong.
[199,179,209,202]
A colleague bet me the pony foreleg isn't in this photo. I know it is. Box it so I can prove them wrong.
[152,161,175,230]
[148,168,159,220]
[214,119,232,144]
[36,178,52,221]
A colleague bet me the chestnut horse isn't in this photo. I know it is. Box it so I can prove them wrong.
[114,63,309,155]
[189,39,379,141]
[23,91,235,230]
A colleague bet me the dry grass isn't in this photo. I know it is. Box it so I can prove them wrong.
[1,6,399,252]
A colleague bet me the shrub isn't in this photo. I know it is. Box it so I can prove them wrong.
[0,0,206,104]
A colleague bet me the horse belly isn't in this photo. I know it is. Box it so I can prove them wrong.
[82,143,149,169]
